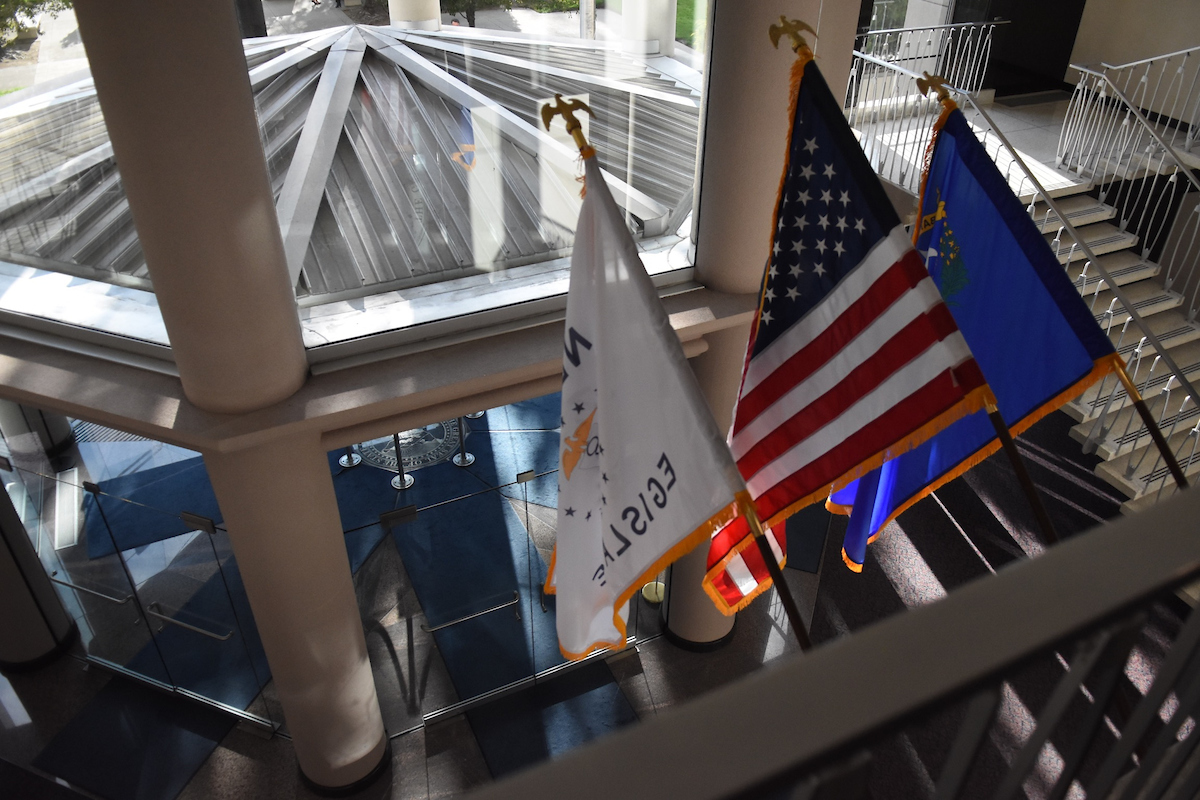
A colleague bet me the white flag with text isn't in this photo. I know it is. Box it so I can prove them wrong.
[545,156,746,659]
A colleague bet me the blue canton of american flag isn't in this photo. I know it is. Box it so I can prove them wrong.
[754,123,884,352]
[705,57,987,614]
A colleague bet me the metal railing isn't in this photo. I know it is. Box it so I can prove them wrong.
[467,486,1200,800]
[1080,46,1200,157]
[1054,65,1200,500]
[855,21,1007,96]
[1060,64,1200,308]
[844,50,948,196]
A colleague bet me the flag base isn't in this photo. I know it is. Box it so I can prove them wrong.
[640,581,666,604]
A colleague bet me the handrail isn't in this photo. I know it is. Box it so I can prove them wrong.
[858,19,1010,37]
[145,601,233,641]
[957,92,1200,422]
[1100,44,1200,71]
[1069,65,1200,195]
[465,487,1200,800]
[49,575,131,605]
[851,49,934,82]
[420,590,520,633]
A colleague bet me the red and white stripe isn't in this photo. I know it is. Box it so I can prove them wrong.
[732,225,981,526]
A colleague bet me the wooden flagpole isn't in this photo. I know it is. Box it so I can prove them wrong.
[985,403,1060,545]
[740,497,813,651]
[1114,362,1190,490]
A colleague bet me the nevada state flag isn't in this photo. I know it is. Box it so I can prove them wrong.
[545,155,747,660]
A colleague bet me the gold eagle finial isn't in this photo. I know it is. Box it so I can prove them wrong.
[916,72,953,103]
[769,17,817,54]
[541,93,595,156]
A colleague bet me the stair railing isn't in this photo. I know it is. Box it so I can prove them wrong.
[468,488,1200,800]
[854,20,1008,96]
[1059,64,1200,321]
[1097,46,1200,157]
[844,50,944,194]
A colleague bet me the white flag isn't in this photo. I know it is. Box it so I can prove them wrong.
[545,156,746,660]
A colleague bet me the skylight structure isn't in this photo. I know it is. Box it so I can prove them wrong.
[0,25,702,363]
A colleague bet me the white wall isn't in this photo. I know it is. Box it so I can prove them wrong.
[1070,0,1200,69]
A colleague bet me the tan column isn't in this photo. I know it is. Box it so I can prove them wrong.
[693,0,858,294]
[0,479,74,668]
[205,433,387,790]
[388,0,441,30]
[664,325,746,645]
[73,0,307,414]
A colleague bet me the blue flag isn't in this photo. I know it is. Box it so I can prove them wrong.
[829,104,1120,572]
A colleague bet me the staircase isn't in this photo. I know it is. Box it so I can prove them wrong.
[1049,52,1200,516]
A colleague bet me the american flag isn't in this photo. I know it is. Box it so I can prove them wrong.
[703,56,988,614]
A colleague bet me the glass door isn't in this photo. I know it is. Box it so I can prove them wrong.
[0,449,171,687]
[89,488,274,725]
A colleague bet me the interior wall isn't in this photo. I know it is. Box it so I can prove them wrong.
[1070,0,1200,69]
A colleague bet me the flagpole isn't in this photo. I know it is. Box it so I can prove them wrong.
[739,497,812,651]
[984,402,1060,545]
[1114,362,1190,490]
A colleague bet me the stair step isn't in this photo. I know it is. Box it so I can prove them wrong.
[1068,333,1200,422]
[1110,308,1200,360]
[1016,175,1092,205]
[1066,250,1160,294]
[1069,379,1199,460]
[1082,280,1182,330]
[1097,426,1200,500]
[1045,221,1138,264]
[1031,195,1116,233]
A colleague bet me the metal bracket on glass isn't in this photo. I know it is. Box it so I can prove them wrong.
[82,481,101,495]
[180,511,217,536]
[421,591,521,633]
[146,602,233,641]
[49,574,131,604]
[0,455,11,472]
[516,470,535,484]
[380,505,418,531]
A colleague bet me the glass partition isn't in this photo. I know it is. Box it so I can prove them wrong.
[345,391,667,726]
[0,421,278,729]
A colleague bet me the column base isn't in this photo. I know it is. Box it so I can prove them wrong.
[0,622,78,673]
[299,738,392,798]
[661,613,736,653]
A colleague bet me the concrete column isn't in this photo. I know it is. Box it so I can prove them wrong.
[0,482,74,669]
[622,0,678,56]
[388,0,440,30]
[693,0,859,294]
[204,433,388,790]
[664,325,747,645]
[73,0,307,414]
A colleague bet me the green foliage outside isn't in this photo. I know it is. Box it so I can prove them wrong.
[515,0,578,11]
[675,0,705,48]
[0,0,70,38]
